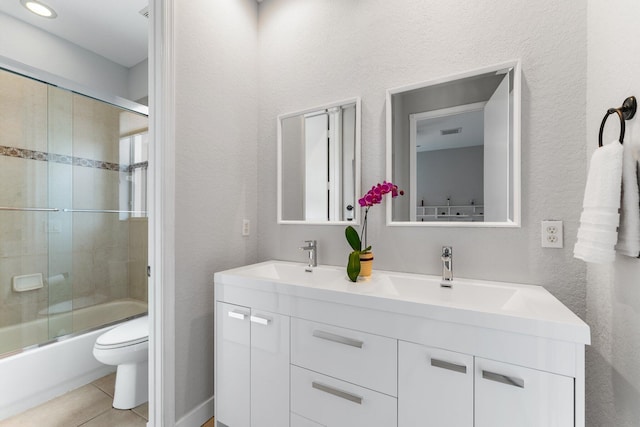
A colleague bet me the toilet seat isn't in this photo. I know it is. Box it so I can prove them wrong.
[95,316,148,350]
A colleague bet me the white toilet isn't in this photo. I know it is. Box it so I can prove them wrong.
[93,315,149,409]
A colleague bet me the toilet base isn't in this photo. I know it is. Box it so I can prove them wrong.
[113,360,148,409]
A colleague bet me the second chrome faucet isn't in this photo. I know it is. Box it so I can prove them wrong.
[441,246,453,287]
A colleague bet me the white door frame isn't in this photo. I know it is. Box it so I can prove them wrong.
[149,0,176,425]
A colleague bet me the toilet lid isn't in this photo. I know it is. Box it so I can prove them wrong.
[96,316,148,348]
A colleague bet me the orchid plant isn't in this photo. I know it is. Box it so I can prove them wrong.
[345,181,404,282]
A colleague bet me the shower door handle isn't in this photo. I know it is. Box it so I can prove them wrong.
[0,207,59,212]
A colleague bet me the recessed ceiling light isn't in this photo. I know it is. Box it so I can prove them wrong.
[20,0,57,19]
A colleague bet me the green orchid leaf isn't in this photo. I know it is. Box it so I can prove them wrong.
[347,250,361,282]
[345,226,361,251]
[363,246,372,253]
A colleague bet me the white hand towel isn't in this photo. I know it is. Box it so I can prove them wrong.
[574,141,624,263]
[616,142,640,257]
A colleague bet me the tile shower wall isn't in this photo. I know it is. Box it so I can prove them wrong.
[70,94,130,307]
[0,69,148,335]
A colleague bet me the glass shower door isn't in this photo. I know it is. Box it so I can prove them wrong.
[0,67,148,357]
[0,69,66,352]
[46,85,74,338]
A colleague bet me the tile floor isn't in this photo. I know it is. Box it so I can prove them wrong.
[0,373,148,427]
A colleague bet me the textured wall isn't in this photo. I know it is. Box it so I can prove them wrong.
[174,0,258,420]
[585,0,640,425]
[257,0,588,316]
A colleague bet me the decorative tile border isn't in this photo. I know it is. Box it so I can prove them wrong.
[0,145,147,172]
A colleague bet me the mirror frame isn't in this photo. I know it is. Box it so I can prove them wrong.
[277,97,362,225]
[385,60,521,228]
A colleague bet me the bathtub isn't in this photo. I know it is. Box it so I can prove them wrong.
[0,299,147,420]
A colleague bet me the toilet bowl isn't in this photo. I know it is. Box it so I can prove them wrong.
[93,315,148,409]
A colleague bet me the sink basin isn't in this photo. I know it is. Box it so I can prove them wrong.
[232,262,345,287]
[363,274,518,311]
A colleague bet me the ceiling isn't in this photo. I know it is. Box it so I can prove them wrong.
[0,0,148,68]
[416,109,484,152]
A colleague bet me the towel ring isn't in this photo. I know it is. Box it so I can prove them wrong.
[598,96,637,147]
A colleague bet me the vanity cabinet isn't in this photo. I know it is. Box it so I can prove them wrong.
[215,302,290,427]
[214,261,589,427]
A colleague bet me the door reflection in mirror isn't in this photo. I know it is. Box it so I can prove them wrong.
[278,98,360,224]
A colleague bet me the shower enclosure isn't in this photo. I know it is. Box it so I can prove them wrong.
[0,66,148,358]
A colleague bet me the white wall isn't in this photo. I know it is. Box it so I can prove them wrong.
[416,146,484,209]
[173,0,258,421]
[585,0,640,425]
[257,0,588,317]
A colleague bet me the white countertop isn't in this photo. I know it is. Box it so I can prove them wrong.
[214,260,590,345]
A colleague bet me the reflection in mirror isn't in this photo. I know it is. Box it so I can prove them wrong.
[386,61,521,227]
[278,98,361,224]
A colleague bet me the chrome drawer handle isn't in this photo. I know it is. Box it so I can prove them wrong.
[311,381,362,405]
[227,311,247,320]
[250,315,271,325]
[312,330,363,349]
[430,358,467,374]
[482,370,525,389]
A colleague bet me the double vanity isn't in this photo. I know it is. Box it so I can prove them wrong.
[214,261,590,427]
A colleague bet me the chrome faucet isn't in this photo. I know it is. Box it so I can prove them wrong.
[441,246,453,287]
[300,240,318,271]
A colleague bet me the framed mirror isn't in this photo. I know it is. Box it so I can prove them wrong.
[277,98,361,224]
[386,61,521,227]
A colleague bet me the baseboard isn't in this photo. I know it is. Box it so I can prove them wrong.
[175,396,214,427]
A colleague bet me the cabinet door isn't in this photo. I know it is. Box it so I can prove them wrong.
[216,302,251,427]
[398,341,473,427]
[475,358,574,427]
[250,309,290,427]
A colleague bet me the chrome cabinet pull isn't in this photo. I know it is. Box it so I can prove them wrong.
[227,311,246,320]
[250,315,271,325]
[311,381,362,405]
[482,370,525,388]
[312,330,363,348]
[430,358,467,374]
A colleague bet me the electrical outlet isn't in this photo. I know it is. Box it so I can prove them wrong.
[242,219,250,236]
[541,220,563,248]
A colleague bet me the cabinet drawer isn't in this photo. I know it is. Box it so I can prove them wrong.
[291,318,397,396]
[475,358,574,427]
[291,365,397,427]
